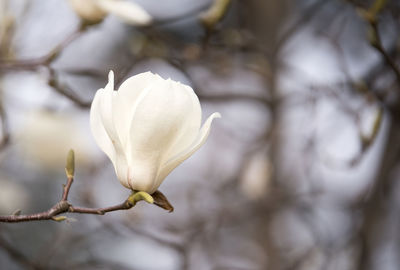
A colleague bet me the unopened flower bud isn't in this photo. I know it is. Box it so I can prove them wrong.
[90,71,220,194]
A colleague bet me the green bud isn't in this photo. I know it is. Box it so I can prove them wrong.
[128,191,154,205]
[65,149,75,177]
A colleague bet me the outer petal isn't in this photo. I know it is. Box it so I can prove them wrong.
[90,89,116,164]
[98,71,119,149]
[97,0,152,25]
[90,71,130,188]
[113,72,162,148]
[125,79,200,192]
[162,84,202,161]
[154,112,221,192]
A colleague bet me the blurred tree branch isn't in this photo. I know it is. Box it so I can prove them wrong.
[0,87,9,150]
[0,23,86,71]
[47,68,91,108]
[0,234,42,270]
[363,13,400,84]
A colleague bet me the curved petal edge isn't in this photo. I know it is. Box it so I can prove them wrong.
[154,112,221,191]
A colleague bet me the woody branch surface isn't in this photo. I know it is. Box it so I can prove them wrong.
[0,150,173,223]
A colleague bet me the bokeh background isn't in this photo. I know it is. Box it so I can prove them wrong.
[0,0,399,269]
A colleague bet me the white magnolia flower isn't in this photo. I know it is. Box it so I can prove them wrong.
[68,0,152,25]
[90,71,220,194]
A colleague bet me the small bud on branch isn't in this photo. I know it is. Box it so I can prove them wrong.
[0,151,173,223]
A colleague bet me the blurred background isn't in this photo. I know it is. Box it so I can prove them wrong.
[0,0,399,269]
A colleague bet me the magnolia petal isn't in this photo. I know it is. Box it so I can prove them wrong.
[161,83,201,161]
[97,0,152,25]
[113,72,162,148]
[127,79,199,161]
[117,72,160,96]
[98,72,122,153]
[126,79,200,193]
[154,112,221,191]
[106,70,115,90]
[90,89,116,164]
[114,153,130,188]
[126,158,160,192]
[90,72,130,187]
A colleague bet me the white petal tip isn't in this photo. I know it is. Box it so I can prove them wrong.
[108,70,114,81]
[213,112,222,119]
[138,71,159,78]
[106,70,115,90]
[201,112,221,134]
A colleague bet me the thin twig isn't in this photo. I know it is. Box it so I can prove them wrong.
[198,93,271,106]
[0,183,172,222]
[369,22,400,84]
[0,86,9,150]
[275,0,329,54]
[48,69,91,108]
[0,151,172,223]
[61,176,73,202]
[0,23,85,71]
[69,201,135,216]
[0,177,136,222]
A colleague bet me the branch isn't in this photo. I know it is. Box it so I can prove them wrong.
[198,92,271,106]
[0,23,86,71]
[0,23,91,108]
[48,69,91,108]
[356,0,400,85]
[275,0,329,54]
[0,234,42,270]
[368,22,400,84]
[0,86,10,150]
[0,150,173,223]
